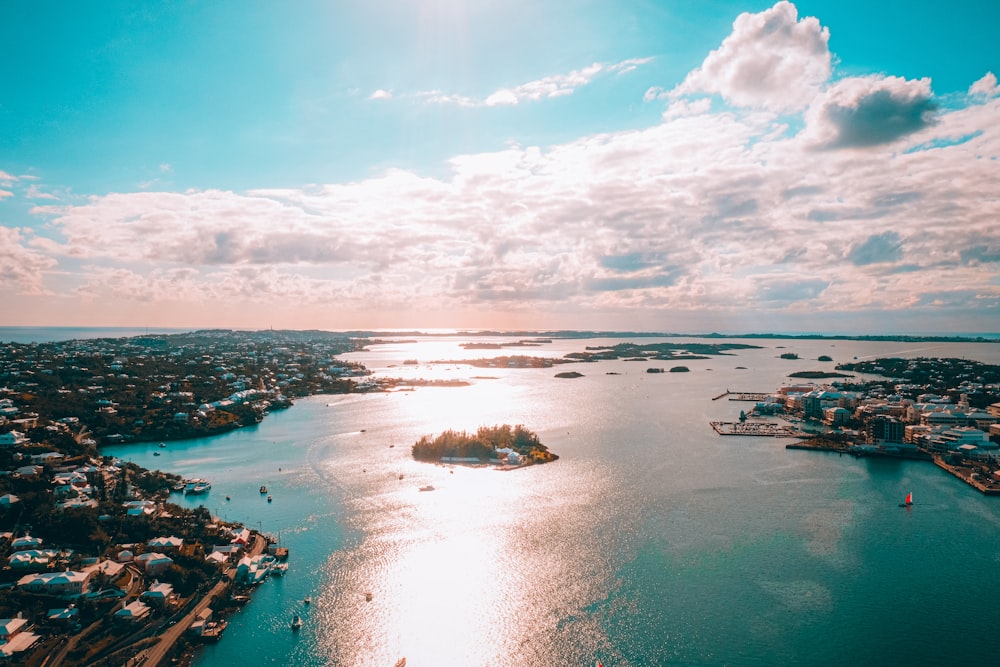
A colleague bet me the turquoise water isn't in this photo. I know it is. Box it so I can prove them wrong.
[102,337,1000,666]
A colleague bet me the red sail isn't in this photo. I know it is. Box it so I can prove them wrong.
[905,492,912,505]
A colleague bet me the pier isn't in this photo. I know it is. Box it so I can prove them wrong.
[710,421,807,437]
[932,456,1000,496]
[711,390,771,401]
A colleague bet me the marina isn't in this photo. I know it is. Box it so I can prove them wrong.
[710,420,807,437]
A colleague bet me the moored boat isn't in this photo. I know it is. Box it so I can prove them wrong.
[291,613,302,630]
[185,479,211,495]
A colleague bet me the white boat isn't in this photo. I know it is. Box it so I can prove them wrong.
[271,562,289,576]
[184,479,211,495]
[291,614,302,630]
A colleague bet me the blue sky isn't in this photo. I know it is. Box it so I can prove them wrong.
[2,1,998,333]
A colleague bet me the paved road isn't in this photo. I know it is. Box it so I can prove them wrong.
[136,532,268,667]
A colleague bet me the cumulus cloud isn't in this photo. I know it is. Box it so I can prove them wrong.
[969,72,999,98]
[0,227,56,294]
[0,170,16,184]
[802,75,937,149]
[672,1,830,112]
[369,89,393,101]
[29,90,998,325]
[12,3,1000,329]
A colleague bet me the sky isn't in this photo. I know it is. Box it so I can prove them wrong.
[2,0,998,334]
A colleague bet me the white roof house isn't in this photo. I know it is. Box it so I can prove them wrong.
[135,552,174,575]
[114,600,151,623]
[10,535,43,551]
[147,536,184,550]
[17,570,93,597]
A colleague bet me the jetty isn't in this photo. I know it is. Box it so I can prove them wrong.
[712,390,771,401]
[932,455,1000,496]
[710,421,806,437]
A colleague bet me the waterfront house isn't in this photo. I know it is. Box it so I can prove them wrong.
[16,570,93,597]
[210,544,242,561]
[117,549,134,563]
[228,527,251,546]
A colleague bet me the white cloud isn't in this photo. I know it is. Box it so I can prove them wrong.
[0,227,56,294]
[672,1,830,112]
[159,162,173,173]
[28,91,999,326]
[0,170,16,184]
[416,58,653,108]
[969,72,999,98]
[369,89,393,101]
[0,190,13,200]
[25,184,58,200]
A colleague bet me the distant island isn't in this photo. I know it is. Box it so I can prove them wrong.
[788,371,853,379]
[411,424,558,466]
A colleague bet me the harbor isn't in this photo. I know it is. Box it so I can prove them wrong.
[710,420,808,437]
[711,390,772,401]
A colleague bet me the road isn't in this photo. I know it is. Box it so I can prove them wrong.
[134,532,268,667]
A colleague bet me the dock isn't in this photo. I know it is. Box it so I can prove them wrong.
[710,421,807,437]
[932,456,1000,496]
[712,390,771,401]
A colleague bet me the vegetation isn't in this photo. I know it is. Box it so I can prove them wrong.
[411,424,557,464]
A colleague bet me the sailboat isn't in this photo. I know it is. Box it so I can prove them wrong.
[899,491,913,507]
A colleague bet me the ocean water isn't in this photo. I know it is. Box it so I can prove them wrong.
[101,337,1000,666]
[0,326,194,344]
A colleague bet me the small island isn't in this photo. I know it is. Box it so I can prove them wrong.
[411,424,558,467]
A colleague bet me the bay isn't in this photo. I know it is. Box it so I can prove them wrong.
[103,337,1000,666]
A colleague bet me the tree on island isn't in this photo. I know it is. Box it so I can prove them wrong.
[412,424,557,464]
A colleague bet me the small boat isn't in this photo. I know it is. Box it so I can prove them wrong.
[271,562,288,576]
[184,479,211,495]
[291,614,302,630]
[158,442,167,448]
[225,495,231,501]
[267,495,273,503]
[418,485,435,492]
[153,452,160,456]
[260,485,268,494]
[365,591,373,602]
[304,596,311,605]
[899,491,913,507]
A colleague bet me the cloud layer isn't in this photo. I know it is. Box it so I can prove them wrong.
[3,2,998,331]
